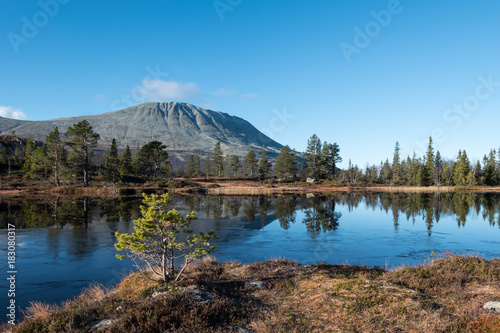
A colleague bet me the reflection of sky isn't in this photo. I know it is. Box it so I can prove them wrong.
[1,196,500,324]
[207,200,500,269]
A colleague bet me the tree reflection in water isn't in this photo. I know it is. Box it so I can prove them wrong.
[3,192,500,235]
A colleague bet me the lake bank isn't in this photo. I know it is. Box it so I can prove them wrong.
[5,255,500,332]
[2,176,500,198]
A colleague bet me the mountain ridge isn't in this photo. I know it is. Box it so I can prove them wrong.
[0,102,282,161]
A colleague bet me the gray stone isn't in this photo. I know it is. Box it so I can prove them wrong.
[246,280,265,288]
[88,319,118,332]
[227,326,255,333]
[483,301,500,313]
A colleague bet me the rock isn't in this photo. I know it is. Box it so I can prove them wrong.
[306,178,315,183]
[227,326,255,333]
[246,280,265,288]
[88,319,118,332]
[483,301,500,313]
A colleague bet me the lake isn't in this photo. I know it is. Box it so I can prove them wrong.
[1,192,500,323]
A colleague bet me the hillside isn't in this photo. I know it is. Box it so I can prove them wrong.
[0,102,282,162]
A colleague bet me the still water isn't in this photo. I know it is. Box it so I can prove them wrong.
[1,192,500,321]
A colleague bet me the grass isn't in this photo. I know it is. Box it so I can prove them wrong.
[6,255,500,332]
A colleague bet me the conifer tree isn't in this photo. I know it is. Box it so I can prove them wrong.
[65,120,100,187]
[434,151,443,185]
[423,137,435,186]
[212,142,224,176]
[322,142,342,179]
[392,141,401,184]
[274,145,297,179]
[137,141,169,179]
[453,150,471,186]
[119,145,134,181]
[305,134,322,179]
[243,149,258,176]
[46,127,66,186]
[186,155,195,178]
[115,193,217,282]
[194,156,201,176]
[205,154,211,177]
[223,154,231,176]
[483,149,496,185]
[258,145,271,179]
[229,155,242,176]
[101,139,119,183]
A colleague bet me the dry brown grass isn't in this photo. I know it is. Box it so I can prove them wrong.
[21,301,57,321]
[80,283,108,302]
[11,256,500,332]
[116,271,161,299]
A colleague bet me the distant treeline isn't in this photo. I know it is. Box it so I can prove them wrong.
[1,120,500,187]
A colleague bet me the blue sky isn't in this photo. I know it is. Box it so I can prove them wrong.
[2,0,500,167]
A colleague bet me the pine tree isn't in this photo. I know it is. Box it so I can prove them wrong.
[205,154,211,177]
[483,149,496,185]
[379,159,392,184]
[434,151,443,185]
[186,155,195,178]
[305,134,322,179]
[65,120,100,187]
[194,156,201,176]
[119,145,134,181]
[212,142,224,176]
[101,139,119,183]
[423,137,435,186]
[229,155,242,176]
[46,127,66,187]
[453,150,471,186]
[132,143,142,176]
[223,154,231,177]
[137,141,169,179]
[322,142,342,179]
[258,145,271,179]
[22,140,48,179]
[473,160,483,184]
[274,145,297,179]
[115,193,217,282]
[392,141,401,184]
[243,150,258,176]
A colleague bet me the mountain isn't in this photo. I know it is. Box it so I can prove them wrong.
[0,102,282,164]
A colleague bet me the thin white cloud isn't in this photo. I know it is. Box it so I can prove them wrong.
[240,93,260,100]
[139,79,202,100]
[211,88,235,97]
[200,101,217,110]
[0,106,27,119]
[94,94,108,103]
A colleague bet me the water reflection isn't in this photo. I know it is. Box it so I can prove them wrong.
[1,191,500,322]
[2,192,500,233]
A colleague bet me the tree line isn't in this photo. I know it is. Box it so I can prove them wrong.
[2,121,500,187]
[2,120,172,187]
[343,137,500,187]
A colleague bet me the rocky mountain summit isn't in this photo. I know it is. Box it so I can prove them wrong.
[0,102,282,160]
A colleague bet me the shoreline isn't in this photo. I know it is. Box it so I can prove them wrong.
[2,177,500,198]
[5,255,500,332]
